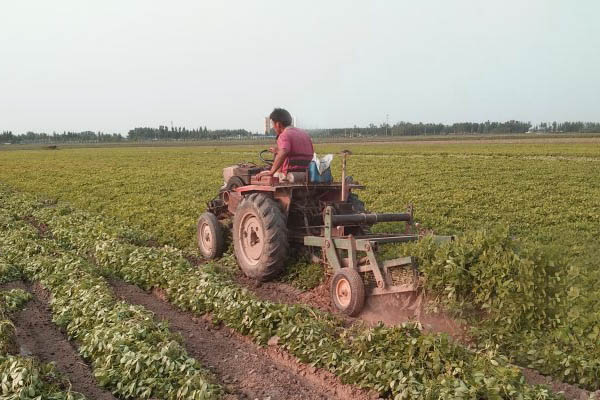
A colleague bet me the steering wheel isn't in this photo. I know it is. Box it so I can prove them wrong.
[259,149,274,166]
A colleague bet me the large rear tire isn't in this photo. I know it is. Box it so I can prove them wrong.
[232,193,288,281]
[197,212,225,259]
[330,268,365,316]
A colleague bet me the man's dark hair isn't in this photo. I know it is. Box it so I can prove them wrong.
[269,108,293,127]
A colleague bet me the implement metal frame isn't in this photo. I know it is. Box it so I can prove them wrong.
[304,206,422,296]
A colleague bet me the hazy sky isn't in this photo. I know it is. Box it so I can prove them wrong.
[1,1,599,133]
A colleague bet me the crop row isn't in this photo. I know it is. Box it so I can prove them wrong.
[338,151,600,390]
[0,186,566,399]
[6,160,599,392]
[0,222,82,400]
[0,205,222,399]
[3,146,597,338]
[384,229,600,390]
[1,145,598,257]
[0,282,85,399]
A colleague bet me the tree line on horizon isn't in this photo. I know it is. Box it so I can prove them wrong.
[0,130,125,144]
[127,125,253,141]
[309,121,600,137]
[2,120,600,144]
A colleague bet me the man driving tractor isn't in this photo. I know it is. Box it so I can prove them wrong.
[198,107,443,315]
[257,108,314,181]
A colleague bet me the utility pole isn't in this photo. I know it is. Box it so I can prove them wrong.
[386,114,389,136]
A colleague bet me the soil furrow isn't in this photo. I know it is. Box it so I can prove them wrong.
[7,281,116,400]
[108,278,376,400]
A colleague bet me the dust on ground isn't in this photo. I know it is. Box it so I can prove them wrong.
[358,291,471,341]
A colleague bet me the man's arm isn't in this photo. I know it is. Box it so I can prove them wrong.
[269,148,289,174]
[257,148,289,177]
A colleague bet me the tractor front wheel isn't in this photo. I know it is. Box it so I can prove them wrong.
[197,212,225,260]
[232,193,288,281]
[330,268,365,316]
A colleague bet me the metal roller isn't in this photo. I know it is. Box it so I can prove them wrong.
[331,212,412,225]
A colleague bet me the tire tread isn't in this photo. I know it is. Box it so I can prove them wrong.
[233,193,288,281]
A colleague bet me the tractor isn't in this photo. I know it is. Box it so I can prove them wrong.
[197,150,447,316]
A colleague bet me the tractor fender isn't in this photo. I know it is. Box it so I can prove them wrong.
[234,186,291,216]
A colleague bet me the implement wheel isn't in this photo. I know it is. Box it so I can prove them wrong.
[331,268,365,317]
[232,193,288,281]
[197,212,225,260]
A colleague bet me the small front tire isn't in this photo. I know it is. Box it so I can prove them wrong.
[197,212,225,259]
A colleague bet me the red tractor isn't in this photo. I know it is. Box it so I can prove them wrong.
[197,150,445,316]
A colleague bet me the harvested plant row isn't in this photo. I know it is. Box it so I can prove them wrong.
[0,186,566,399]
[0,206,223,399]
[0,283,85,399]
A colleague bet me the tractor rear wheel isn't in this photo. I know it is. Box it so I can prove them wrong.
[197,212,225,259]
[330,268,365,316]
[232,193,288,281]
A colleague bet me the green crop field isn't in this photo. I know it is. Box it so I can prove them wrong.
[1,138,599,398]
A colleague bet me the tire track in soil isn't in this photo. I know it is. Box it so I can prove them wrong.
[108,278,377,400]
[234,274,336,315]
[3,281,116,400]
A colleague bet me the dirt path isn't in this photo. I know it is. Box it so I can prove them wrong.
[109,279,376,400]
[5,281,116,400]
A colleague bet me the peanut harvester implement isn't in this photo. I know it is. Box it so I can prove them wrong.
[197,150,451,316]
